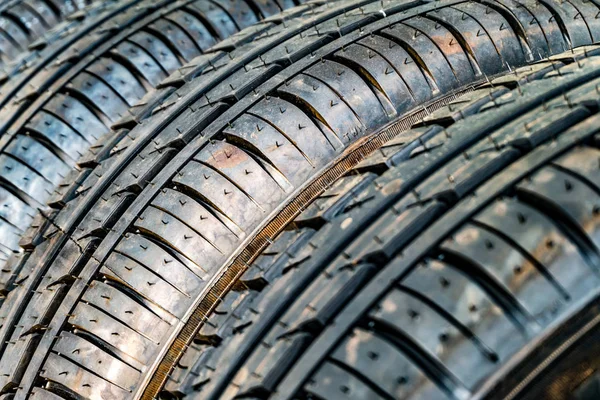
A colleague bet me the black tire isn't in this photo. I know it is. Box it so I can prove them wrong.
[0,0,304,275]
[171,50,600,400]
[0,0,599,399]
[0,0,92,69]
[182,50,600,400]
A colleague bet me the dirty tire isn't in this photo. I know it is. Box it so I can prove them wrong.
[0,0,92,69]
[183,49,600,400]
[1,0,599,399]
[0,0,303,275]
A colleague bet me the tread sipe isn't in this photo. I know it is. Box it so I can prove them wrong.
[0,0,304,275]
[1,0,600,399]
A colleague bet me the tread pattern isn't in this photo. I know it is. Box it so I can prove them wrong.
[0,0,598,399]
[173,51,600,400]
[0,0,300,276]
[0,0,92,69]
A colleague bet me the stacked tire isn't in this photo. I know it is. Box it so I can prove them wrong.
[0,0,598,400]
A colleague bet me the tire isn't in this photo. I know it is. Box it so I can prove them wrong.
[0,0,599,399]
[0,0,304,276]
[181,49,600,400]
[0,0,92,69]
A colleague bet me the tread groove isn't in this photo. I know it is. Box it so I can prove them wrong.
[83,300,161,344]
[536,0,575,48]
[143,26,188,65]
[325,357,396,400]
[377,29,440,93]
[58,87,113,128]
[169,182,242,237]
[360,318,470,400]
[516,186,600,272]
[196,159,267,211]
[396,283,501,362]
[550,161,600,195]
[113,247,193,297]
[101,277,175,322]
[181,5,223,43]
[50,350,132,392]
[67,328,142,372]
[355,40,419,102]
[246,110,316,167]
[470,219,571,300]
[435,248,536,335]
[129,227,208,276]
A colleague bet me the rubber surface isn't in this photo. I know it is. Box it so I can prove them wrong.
[170,47,600,399]
[0,0,301,275]
[0,0,598,399]
[0,0,91,69]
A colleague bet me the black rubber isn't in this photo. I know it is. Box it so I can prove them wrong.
[172,50,600,400]
[0,0,302,274]
[0,0,92,70]
[0,0,599,399]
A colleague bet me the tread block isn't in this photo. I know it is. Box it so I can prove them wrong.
[5,135,70,186]
[380,22,458,93]
[86,58,146,107]
[101,252,195,319]
[194,140,290,204]
[223,113,314,187]
[44,93,107,144]
[127,31,182,76]
[66,72,130,123]
[69,301,157,364]
[41,352,131,398]
[333,42,417,116]
[134,205,225,274]
[306,361,386,400]
[165,9,218,52]
[112,40,168,88]
[0,186,33,231]
[517,166,600,250]
[0,154,54,206]
[278,73,364,144]
[370,288,498,389]
[52,331,140,392]
[173,160,262,231]
[304,59,389,130]
[82,280,172,342]
[25,111,90,163]
[330,329,447,399]
[146,18,202,63]
[150,188,238,255]
[248,96,340,156]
